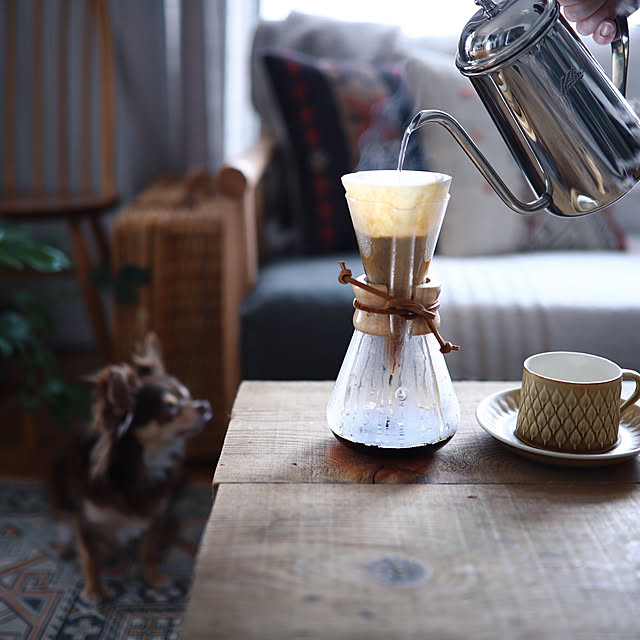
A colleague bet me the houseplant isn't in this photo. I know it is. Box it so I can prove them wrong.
[0,220,89,429]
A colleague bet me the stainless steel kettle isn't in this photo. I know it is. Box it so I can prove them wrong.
[408,0,640,217]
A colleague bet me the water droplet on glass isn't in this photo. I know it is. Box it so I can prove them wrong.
[395,387,407,401]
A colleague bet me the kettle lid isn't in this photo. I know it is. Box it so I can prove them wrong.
[457,0,559,75]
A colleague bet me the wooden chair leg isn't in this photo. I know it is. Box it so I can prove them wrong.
[67,217,113,362]
[89,216,110,265]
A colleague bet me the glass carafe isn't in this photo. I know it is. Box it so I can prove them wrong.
[327,170,460,453]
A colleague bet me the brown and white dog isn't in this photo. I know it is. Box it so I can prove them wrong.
[47,333,211,604]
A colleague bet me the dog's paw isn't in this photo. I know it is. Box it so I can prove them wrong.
[80,583,116,606]
[80,586,104,607]
[144,568,172,590]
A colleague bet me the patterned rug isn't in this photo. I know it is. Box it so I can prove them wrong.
[0,479,212,640]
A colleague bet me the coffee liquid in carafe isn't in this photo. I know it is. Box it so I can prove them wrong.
[327,167,460,452]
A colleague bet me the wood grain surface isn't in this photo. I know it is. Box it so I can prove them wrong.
[213,381,640,484]
[182,381,640,639]
[185,483,640,640]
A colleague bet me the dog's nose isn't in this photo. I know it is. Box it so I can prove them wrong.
[194,400,212,422]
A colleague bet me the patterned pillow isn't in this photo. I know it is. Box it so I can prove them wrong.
[525,209,627,251]
[262,49,423,255]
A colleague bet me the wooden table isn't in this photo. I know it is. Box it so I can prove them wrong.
[182,381,640,640]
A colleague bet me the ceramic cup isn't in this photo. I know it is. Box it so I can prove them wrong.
[516,351,640,453]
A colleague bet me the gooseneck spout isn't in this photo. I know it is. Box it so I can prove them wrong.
[404,110,552,215]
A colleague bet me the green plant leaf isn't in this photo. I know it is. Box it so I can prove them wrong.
[0,253,24,269]
[89,263,151,306]
[114,281,141,305]
[42,376,66,397]
[0,225,29,244]
[0,311,32,346]
[110,264,152,305]
[0,337,13,357]
[0,220,86,428]
[10,243,70,272]
[117,264,152,286]
[0,220,70,272]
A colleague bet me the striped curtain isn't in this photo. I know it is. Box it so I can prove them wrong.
[0,0,259,347]
[114,0,259,197]
[164,0,260,176]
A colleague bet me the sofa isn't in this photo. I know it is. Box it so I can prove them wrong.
[215,11,640,384]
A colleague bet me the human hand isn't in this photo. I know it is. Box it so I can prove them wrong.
[557,0,640,44]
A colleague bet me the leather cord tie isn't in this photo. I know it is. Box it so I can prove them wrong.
[338,261,460,354]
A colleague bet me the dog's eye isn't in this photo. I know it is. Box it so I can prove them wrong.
[163,401,181,417]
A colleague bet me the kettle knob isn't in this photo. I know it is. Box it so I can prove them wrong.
[475,0,500,17]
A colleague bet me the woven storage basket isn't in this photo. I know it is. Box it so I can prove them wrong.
[111,174,245,461]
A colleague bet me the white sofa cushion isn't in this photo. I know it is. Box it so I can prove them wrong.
[432,251,640,380]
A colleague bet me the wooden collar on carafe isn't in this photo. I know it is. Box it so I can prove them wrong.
[337,262,460,354]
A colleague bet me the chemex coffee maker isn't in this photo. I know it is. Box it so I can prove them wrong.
[328,0,640,455]
[411,0,640,218]
[327,170,460,453]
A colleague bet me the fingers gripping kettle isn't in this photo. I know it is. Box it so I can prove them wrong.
[409,0,640,217]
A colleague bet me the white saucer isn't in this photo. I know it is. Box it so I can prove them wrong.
[476,387,640,467]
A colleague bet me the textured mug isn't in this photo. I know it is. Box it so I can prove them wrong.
[516,352,640,453]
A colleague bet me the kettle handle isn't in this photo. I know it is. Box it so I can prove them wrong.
[611,16,629,96]
[405,110,552,215]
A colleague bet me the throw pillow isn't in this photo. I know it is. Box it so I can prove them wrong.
[251,12,408,139]
[262,48,423,255]
[405,48,530,256]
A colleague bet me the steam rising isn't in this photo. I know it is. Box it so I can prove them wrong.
[354,72,423,173]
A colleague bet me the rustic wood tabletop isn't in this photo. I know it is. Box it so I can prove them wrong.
[182,380,640,640]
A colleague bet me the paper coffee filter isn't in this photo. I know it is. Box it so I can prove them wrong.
[342,170,451,237]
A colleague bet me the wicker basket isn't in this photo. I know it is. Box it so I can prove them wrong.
[111,173,246,462]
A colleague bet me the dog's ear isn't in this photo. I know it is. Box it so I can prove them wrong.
[89,365,138,437]
[83,365,112,387]
[86,365,135,406]
[132,332,165,377]
[88,366,139,479]
[107,366,139,438]
[107,367,136,416]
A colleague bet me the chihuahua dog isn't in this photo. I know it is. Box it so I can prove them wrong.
[48,333,211,604]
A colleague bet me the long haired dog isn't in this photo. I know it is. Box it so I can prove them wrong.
[48,333,211,604]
